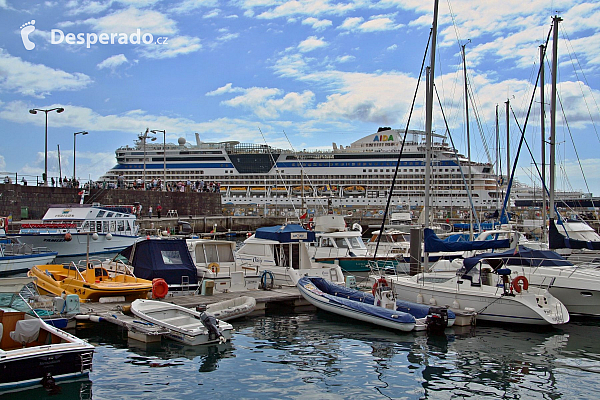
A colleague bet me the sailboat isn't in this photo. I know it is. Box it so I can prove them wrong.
[379,2,570,326]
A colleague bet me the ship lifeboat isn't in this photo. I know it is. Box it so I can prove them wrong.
[344,185,366,196]
[229,187,248,195]
[250,187,267,194]
[317,185,338,195]
[270,186,288,195]
[292,186,312,195]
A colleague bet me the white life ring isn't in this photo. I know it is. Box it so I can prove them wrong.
[347,211,353,217]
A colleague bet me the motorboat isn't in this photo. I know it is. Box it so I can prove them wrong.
[307,215,398,273]
[0,236,57,276]
[297,276,454,333]
[202,296,257,321]
[17,204,140,257]
[28,258,153,302]
[235,224,345,287]
[0,278,94,390]
[186,238,260,292]
[130,299,234,346]
[380,259,570,326]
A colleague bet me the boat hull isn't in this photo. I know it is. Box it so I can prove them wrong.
[17,233,138,257]
[0,253,57,276]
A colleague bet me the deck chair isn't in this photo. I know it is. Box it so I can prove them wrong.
[10,319,42,346]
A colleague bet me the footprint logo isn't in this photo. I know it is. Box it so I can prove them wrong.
[20,20,36,50]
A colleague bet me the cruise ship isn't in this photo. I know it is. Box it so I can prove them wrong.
[99,127,504,209]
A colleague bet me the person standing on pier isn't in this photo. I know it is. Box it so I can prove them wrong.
[157,204,162,219]
[148,206,153,219]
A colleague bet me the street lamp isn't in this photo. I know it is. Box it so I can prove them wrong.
[138,129,156,190]
[151,129,166,191]
[73,131,88,182]
[29,107,65,186]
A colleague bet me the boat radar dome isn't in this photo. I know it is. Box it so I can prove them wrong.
[178,137,186,145]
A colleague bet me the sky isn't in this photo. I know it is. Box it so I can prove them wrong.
[0,0,599,195]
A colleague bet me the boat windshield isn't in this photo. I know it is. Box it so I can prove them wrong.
[417,275,454,284]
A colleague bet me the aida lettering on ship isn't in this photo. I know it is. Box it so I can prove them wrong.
[100,127,503,208]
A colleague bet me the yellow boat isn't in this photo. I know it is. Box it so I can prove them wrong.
[28,260,153,302]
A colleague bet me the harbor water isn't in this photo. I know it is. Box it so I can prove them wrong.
[3,310,600,399]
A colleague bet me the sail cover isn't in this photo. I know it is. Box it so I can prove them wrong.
[549,219,600,250]
[424,228,510,253]
[462,246,573,274]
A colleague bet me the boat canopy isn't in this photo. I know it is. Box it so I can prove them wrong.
[424,228,510,253]
[549,219,600,250]
[255,224,316,243]
[119,239,198,285]
[462,246,573,274]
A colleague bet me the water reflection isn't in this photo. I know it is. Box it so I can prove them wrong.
[0,378,92,400]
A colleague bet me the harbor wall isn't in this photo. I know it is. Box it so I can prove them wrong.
[0,184,221,221]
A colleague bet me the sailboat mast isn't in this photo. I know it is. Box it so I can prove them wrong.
[540,43,547,242]
[423,0,439,272]
[549,15,561,222]
[505,99,510,214]
[462,43,473,238]
[495,105,500,211]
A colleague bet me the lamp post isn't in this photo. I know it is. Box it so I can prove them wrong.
[151,129,166,191]
[138,129,156,190]
[29,107,65,186]
[73,131,88,182]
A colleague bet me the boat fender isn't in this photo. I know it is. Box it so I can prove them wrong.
[208,262,220,274]
[152,278,169,299]
[511,276,529,293]
[64,232,72,242]
[0,217,4,228]
[372,278,389,296]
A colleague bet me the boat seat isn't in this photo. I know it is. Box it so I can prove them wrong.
[10,319,42,346]
[179,322,202,329]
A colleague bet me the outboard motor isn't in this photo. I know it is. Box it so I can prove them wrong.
[199,311,224,342]
[177,220,193,235]
[426,306,449,335]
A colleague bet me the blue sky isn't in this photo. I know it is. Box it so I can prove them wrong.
[0,0,599,195]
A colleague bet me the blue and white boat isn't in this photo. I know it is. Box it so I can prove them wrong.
[0,236,57,276]
[17,204,140,257]
[297,276,455,332]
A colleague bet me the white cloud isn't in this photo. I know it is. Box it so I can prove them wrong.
[302,17,332,31]
[138,35,202,59]
[339,17,363,31]
[0,49,92,98]
[203,8,220,19]
[206,83,245,96]
[254,0,356,19]
[297,36,327,53]
[85,7,178,36]
[336,55,355,63]
[171,0,219,14]
[339,15,400,32]
[97,54,128,70]
[387,44,397,51]
[218,86,315,119]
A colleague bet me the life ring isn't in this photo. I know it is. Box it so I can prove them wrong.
[372,278,389,296]
[347,211,353,217]
[152,278,169,299]
[208,262,220,274]
[512,276,529,293]
[0,217,5,229]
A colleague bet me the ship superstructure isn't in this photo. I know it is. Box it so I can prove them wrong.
[100,127,503,209]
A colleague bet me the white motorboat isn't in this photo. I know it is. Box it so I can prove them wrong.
[0,236,57,275]
[0,278,94,390]
[186,238,260,292]
[381,260,569,326]
[130,299,234,346]
[17,204,140,257]
[236,224,345,287]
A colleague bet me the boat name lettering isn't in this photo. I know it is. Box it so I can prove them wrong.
[55,214,75,218]
[39,359,61,366]
[290,232,308,240]
[43,238,66,242]
[373,134,394,142]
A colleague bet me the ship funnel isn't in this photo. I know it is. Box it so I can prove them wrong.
[333,143,337,150]
[195,132,201,146]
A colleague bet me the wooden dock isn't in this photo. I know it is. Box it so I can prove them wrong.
[77,287,311,342]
